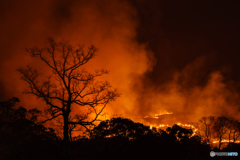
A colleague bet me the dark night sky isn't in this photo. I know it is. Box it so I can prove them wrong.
[1,0,240,124]
[134,0,240,85]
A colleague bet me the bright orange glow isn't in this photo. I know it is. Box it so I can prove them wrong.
[1,0,240,142]
[142,111,173,120]
[156,124,169,128]
[213,140,240,144]
[154,112,173,117]
[147,112,198,138]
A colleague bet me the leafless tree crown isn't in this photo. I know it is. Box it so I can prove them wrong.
[17,37,120,140]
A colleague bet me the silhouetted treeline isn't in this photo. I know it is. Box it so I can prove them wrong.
[196,116,240,149]
[1,97,240,160]
[0,97,61,160]
[83,117,210,160]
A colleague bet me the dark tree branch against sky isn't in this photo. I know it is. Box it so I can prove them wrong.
[1,0,240,127]
[17,37,120,142]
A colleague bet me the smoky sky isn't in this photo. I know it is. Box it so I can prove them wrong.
[138,0,240,84]
[1,0,240,125]
[130,0,240,123]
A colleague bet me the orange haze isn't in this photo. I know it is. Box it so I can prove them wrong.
[0,0,240,130]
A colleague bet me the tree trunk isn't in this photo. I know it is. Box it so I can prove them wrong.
[63,113,69,160]
[233,132,236,143]
[219,137,222,149]
[229,132,231,143]
[63,113,69,142]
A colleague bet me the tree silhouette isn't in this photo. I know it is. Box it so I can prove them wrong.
[0,97,57,140]
[196,116,215,144]
[166,124,193,143]
[0,97,59,160]
[88,118,211,160]
[17,37,120,143]
[90,117,153,140]
[225,117,240,143]
[212,116,229,149]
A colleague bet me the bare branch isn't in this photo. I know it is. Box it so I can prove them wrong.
[40,113,63,124]
[18,37,120,142]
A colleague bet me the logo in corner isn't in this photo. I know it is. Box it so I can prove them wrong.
[210,151,215,157]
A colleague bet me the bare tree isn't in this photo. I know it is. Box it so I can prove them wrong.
[17,37,120,143]
[212,116,229,149]
[225,118,240,143]
[196,116,215,144]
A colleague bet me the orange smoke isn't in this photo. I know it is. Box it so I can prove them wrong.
[1,0,240,136]
[133,56,240,126]
[0,0,154,111]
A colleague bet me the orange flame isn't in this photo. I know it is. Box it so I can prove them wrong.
[213,140,240,144]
